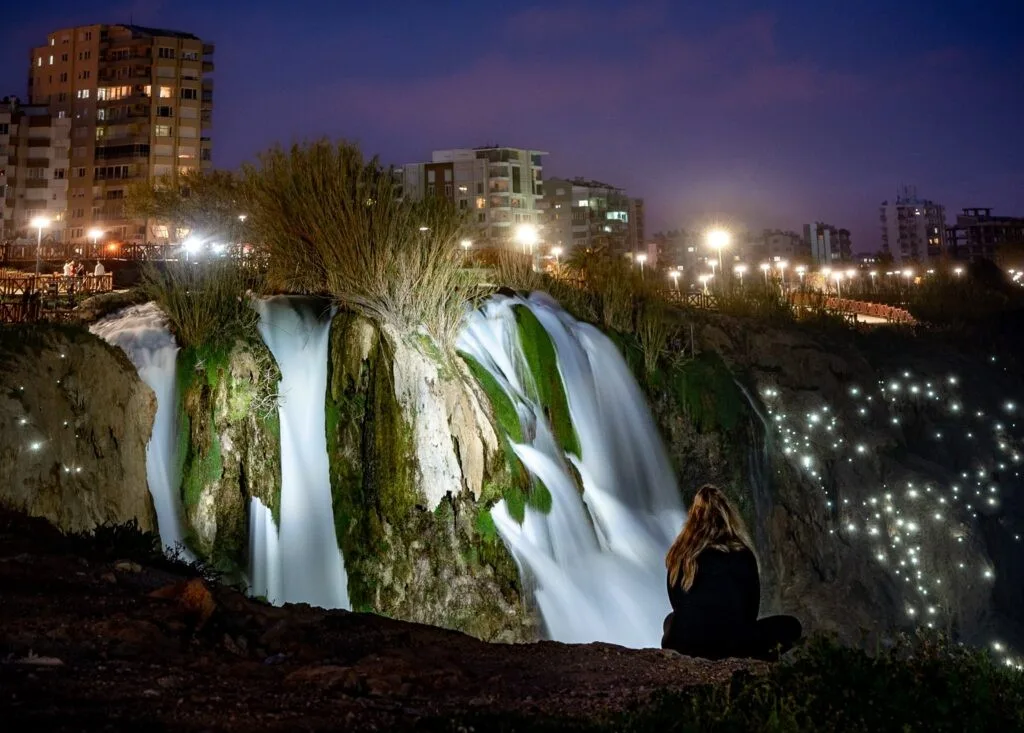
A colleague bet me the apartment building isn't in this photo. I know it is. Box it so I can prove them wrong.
[803,222,852,264]
[1,98,71,244]
[28,24,213,244]
[396,146,546,247]
[879,187,945,263]
[945,207,1024,262]
[542,177,636,255]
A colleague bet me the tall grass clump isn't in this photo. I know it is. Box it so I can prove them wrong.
[140,260,262,348]
[242,140,473,348]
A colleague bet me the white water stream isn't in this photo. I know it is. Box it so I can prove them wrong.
[458,293,686,647]
[91,303,189,553]
[254,297,350,609]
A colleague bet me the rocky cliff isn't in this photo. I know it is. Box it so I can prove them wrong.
[634,312,1022,652]
[0,324,156,533]
[325,312,535,641]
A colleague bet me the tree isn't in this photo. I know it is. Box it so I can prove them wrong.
[126,170,246,245]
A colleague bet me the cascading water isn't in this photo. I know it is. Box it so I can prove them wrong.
[458,293,686,648]
[254,296,349,610]
[90,303,188,553]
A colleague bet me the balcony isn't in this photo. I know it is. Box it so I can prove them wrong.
[26,157,50,168]
[202,61,214,73]
[488,165,509,179]
[202,43,215,57]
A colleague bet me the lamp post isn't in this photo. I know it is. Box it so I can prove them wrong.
[760,262,770,286]
[706,228,730,279]
[833,271,843,298]
[669,269,680,292]
[550,245,562,267]
[699,273,712,294]
[796,265,806,287]
[636,252,647,277]
[777,260,788,289]
[954,266,964,277]
[821,267,832,294]
[30,216,50,276]
[514,223,538,255]
[733,263,747,287]
[182,236,201,263]
[870,270,878,291]
[87,227,103,256]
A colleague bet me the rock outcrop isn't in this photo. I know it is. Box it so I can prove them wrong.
[0,325,156,532]
[325,312,534,642]
[177,338,282,573]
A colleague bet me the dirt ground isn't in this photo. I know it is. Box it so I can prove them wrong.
[0,509,757,731]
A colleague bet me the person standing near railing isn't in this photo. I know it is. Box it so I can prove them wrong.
[93,261,105,277]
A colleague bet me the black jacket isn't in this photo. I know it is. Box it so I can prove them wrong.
[663,546,760,659]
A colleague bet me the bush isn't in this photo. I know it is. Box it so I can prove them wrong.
[139,260,262,348]
[243,140,474,348]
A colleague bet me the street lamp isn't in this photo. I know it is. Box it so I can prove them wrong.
[706,228,730,277]
[30,216,50,276]
[514,223,539,255]
[636,252,648,277]
[551,245,563,266]
[869,270,878,289]
[777,260,788,288]
[699,273,712,294]
[87,227,103,252]
[733,263,747,286]
[759,262,770,285]
[796,265,807,285]
[669,270,680,291]
[833,270,844,298]
[182,236,201,263]
[954,266,964,277]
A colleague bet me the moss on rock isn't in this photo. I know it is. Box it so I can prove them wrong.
[176,337,282,573]
[512,305,580,457]
[325,311,535,642]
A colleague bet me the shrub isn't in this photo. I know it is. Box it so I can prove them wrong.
[242,140,474,348]
[139,260,262,348]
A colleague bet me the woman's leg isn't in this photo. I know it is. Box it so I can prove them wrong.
[754,615,803,660]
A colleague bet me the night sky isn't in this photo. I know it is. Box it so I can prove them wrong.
[3,0,1023,252]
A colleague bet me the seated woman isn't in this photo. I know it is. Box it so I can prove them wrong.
[661,484,801,661]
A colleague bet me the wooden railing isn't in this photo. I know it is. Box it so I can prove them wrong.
[0,271,114,324]
[789,292,917,325]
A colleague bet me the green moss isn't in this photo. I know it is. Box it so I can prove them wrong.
[529,479,552,514]
[512,305,580,457]
[474,506,498,544]
[504,484,527,524]
[182,417,223,507]
[667,351,746,435]
[459,352,523,442]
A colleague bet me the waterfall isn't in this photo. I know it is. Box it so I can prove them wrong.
[458,293,686,647]
[255,296,349,610]
[90,303,188,554]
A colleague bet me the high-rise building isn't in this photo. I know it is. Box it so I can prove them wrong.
[628,198,646,258]
[1,98,71,244]
[542,177,631,254]
[28,24,214,244]
[945,208,1024,262]
[879,187,945,263]
[803,222,852,264]
[396,146,546,247]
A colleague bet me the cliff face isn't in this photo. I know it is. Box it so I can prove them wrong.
[642,314,1021,649]
[0,325,156,533]
[325,312,535,642]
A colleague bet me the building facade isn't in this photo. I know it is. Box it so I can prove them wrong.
[1,98,71,244]
[760,229,808,262]
[28,24,214,244]
[396,146,546,247]
[879,188,945,263]
[802,222,851,264]
[542,177,633,255]
[945,208,1024,262]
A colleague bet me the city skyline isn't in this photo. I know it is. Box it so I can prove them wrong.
[3,0,1022,252]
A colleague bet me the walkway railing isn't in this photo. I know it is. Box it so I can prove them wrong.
[0,271,115,324]
[788,292,917,325]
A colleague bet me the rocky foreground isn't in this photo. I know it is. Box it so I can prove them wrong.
[0,509,756,731]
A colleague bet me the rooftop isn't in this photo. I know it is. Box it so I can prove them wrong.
[116,24,202,41]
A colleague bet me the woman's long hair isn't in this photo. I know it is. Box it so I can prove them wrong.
[666,484,754,591]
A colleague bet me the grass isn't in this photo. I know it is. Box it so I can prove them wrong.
[243,140,476,348]
[422,634,1024,732]
[139,260,262,349]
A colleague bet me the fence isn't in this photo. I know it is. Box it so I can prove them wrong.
[0,271,114,324]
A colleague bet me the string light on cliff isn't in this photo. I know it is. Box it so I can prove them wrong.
[760,365,1024,671]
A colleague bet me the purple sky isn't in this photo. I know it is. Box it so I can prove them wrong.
[4,0,1023,252]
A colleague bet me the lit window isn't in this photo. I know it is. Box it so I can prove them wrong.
[37,57,43,67]
[159,86,173,98]
[155,124,172,137]
[49,55,54,65]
